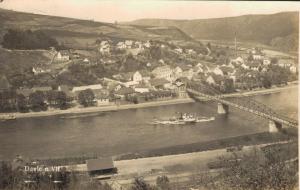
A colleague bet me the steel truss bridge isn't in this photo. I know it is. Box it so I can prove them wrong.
[186,82,298,128]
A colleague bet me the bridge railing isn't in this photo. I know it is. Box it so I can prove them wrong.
[186,85,298,127]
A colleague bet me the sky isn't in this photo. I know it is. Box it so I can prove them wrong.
[0,0,299,23]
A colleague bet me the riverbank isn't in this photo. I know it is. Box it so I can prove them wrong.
[223,82,298,98]
[1,98,195,120]
[0,82,297,120]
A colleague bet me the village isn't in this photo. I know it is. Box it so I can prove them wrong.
[0,1,299,189]
[0,37,298,115]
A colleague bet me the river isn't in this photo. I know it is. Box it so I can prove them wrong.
[0,87,297,160]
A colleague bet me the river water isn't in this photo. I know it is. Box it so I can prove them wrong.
[0,87,297,160]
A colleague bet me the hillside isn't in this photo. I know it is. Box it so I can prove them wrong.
[0,8,192,49]
[128,12,299,52]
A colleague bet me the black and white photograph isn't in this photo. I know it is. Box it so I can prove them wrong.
[0,1,298,189]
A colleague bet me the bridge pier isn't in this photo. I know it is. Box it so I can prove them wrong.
[217,103,229,114]
[269,120,282,133]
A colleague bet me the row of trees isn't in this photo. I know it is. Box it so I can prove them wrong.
[0,88,101,113]
[2,29,59,50]
[0,90,70,113]
[236,65,294,90]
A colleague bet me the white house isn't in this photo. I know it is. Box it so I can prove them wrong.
[125,40,133,49]
[241,63,250,70]
[132,71,143,82]
[32,67,46,75]
[117,42,126,49]
[72,84,103,93]
[144,41,151,48]
[152,65,174,81]
[263,59,271,66]
[99,41,110,54]
[249,61,261,71]
[253,54,263,60]
[231,57,244,65]
[186,49,196,54]
[173,66,183,78]
[290,65,297,73]
[213,67,224,76]
[83,58,90,64]
[278,59,294,68]
[174,48,183,54]
[134,84,150,93]
[56,50,70,61]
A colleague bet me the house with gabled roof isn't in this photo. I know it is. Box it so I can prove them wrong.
[116,41,126,49]
[152,65,174,81]
[0,75,11,91]
[249,61,261,71]
[86,157,116,177]
[212,66,224,76]
[115,87,136,99]
[56,50,70,61]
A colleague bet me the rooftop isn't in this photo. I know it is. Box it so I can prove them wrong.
[115,87,135,95]
[86,158,114,172]
[72,84,103,92]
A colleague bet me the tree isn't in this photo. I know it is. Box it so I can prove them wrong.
[56,91,67,109]
[78,89,95,107]
[199,147,298,190]
[16,94,28,112]
[261,76,272,88]
[131,177,155,190]
[29,91,46,111]
[247,54,254,62]
[220,78,235,93]
[156,175,170,190]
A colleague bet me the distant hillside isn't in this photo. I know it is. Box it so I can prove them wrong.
[0,8,192,49]
[128,12,299,52]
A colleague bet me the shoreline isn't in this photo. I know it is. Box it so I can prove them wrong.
[0,83,297,120]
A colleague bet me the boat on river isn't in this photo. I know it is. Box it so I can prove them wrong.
[150,113,214,125]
